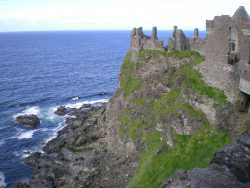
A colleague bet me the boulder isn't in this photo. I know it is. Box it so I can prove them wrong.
[16,114,40,128]
[55,106,68,116]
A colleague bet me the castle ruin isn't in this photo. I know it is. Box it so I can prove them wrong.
[130,27,164,51]
[130,6,250,111]
[203,6,250,111]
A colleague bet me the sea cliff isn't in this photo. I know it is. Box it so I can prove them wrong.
[14,49,250,188]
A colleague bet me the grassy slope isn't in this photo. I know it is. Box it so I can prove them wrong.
[119,50,229,188]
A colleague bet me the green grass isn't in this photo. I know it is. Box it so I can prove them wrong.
[153,90,208,123]
[120,110,144,141]
[118,50,229,188]
[121,49,206,102]
[171,65,227,105]
[127,125,229,188]
[120,52,142,97]
[119,90,228,188]
[167,50,198,59]
[138,49,204,62]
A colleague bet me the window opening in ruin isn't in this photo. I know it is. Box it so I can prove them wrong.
[248,48,250,64]
[238,91,250,112]
[229,27,237,52]
[228,26,240,65]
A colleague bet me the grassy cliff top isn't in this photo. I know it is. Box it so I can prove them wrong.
[116,49,230,188]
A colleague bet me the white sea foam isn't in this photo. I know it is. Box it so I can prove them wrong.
[65,98,109,109]
[21,149,33,158]
[12,98,109,161]
[42,122,66,146]
[14,105,62,124]
[44,106,60,121]
[21,148,44,159]
[72,96,80,101]
[17,129,38,140]
[43,98,109,143]
[65,114,76,119]
[13,106,41,119]
[0,172,6,188]
[21,146,44,159]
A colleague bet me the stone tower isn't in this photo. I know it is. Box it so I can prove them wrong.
[233,6,250,25]
[130,27,164,50]
[136,27,143,50]
[193,28,199,40]
[168,26,190,51]
[151,27,158,40]
[200,6,250,109]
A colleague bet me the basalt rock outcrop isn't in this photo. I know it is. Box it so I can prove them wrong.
[16,114,40,129]
[14,104,137,188]
[54,106,68,116]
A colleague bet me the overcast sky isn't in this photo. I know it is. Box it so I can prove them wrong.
[0,0,250,32]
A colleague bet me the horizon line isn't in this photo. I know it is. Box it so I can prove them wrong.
[0,29,206,33]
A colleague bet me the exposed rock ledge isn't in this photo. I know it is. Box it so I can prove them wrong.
[163,134,250,188]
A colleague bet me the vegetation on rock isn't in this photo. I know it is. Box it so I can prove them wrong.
[118,49,229,188]
[120,53,142,97]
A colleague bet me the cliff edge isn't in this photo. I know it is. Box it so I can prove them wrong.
[15,49,250,188]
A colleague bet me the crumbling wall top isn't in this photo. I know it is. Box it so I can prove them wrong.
[130,27,164,51]
[233,6,250,23]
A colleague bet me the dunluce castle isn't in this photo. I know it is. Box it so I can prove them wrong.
[130,6,250,111]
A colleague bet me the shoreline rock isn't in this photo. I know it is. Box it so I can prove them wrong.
[16,115,40,129]
[13,101,135,188]
[54,106,68,116]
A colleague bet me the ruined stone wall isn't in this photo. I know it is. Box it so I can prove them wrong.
[130,27,164,51]
[204,15,235,62]
[198,16,241,102]
[168,26,190,51]
[189,28,206,55]
[199,7,250,102]
[239,34,250,95]
[233,6,250,29]
[189,39,206,55]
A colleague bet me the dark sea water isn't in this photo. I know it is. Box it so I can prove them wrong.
[0,30,204,187]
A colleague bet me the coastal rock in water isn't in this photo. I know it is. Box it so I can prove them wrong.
[19,104,135,188]
[54,106,68,116]
[16,115,40,128]
[55,104,93,116]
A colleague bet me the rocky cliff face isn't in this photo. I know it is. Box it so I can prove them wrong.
[15,49,250,188]
[103,49,250,188]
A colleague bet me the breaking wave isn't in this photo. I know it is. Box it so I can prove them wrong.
[13,105,62,123]
[0,172,6,188]
[42,122,66,146]
[72,96,80,101]
[16,129,38,140]
[65,98,109,109]
[13,106,41,119]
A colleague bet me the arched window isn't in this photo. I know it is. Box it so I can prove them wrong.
[229,26,237,52]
